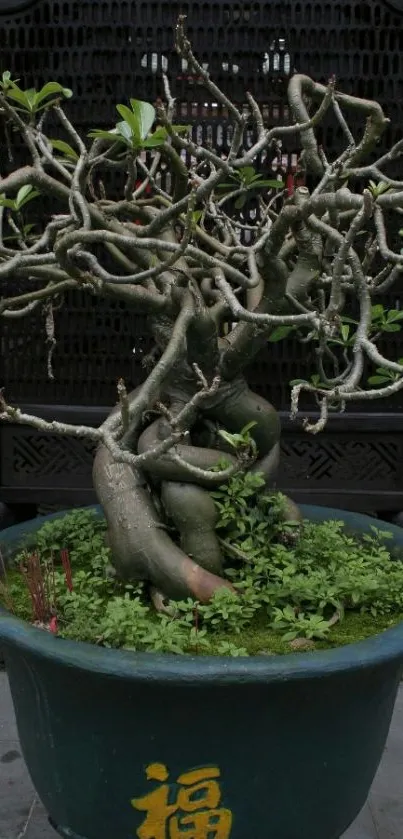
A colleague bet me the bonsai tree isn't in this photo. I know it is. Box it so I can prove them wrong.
[1,18,403,608]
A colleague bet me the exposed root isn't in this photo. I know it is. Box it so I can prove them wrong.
[150,587,176,615]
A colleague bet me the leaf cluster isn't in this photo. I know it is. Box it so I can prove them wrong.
[216,165,283,209]
[88,99,189,152]
[2,494,403,656]
[0,72,72,114]
[210,472,403,641]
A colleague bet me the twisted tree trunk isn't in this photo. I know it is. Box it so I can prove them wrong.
[92,310,296,602]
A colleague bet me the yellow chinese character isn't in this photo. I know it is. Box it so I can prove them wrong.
[131,763,233,839]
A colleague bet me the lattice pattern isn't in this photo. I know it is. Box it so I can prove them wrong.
[2,428,401,491]
[1,0,403,409]
[281,437,401,485]
[1,431,96,485]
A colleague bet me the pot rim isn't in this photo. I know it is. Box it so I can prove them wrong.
[1,504,403,685]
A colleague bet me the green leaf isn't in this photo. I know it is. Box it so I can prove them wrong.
[34,82,73,107]
[375,181,391,195]
[129,99,155,141]
[252,179,284,189]
[142,126,169,148]
[240,421,257,435]
[24,89,38,111]
[87,128,126,145]
[239,166,257,184]
[368,375,391,385]
[341,323,350,342]
[282,630,298,641]
[171,124,191,134]
[383,323,401,332]
[341,316,358,325]
[116,104,141,146]
[237,166,284,191]
[17,190,40,209]
[386,310,403,322]
[371,304,385,321]
[50,139,79,161]
[234,194,247,210]
[15,185,39,210]
[268,325,295,342]
[116,120,134,143]
[16,185,33,205]
[217,430,237,449]
[310,374,322,386]
[4,83,32,110]
[0,194,16,209]
[229,433,245,445]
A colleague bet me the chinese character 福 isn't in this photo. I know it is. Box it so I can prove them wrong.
[131,762,233,838]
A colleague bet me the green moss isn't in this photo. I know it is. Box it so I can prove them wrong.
[2,566,401,655]
[2,506,403,658]
[316,610,403,648]
[1,569,32,622]
[205,610,403,657]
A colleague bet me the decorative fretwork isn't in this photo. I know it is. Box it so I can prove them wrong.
[1,426,402,508]
[281,438,401,486]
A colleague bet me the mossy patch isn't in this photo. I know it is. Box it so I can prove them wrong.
[213,610,403,657]
[2,503,403,657]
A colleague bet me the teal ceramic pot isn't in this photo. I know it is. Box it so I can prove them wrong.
[1,506,403,839]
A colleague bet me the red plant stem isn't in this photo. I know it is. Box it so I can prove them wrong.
[49,615,58,634]
[21,553,48,622]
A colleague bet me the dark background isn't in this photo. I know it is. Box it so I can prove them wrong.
[1,0,403,515]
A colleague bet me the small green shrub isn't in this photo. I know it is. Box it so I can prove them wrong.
[1,490,403,657]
